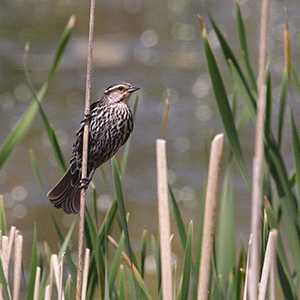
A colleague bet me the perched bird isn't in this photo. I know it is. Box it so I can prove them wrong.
[47,82,139,214]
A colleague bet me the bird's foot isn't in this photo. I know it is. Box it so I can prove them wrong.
[79,177,90,190]
[76,113,92,135]
[82,112,92,124]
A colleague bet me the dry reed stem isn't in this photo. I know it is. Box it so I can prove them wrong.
[44,285,51,300]
[2,236,8,280]
[249,0,270,299]
[197,134,224,300]
[13,234,23,300]
[156,139,173,300]
[81,248,90,300]
[258,230,278,300]
[76,0,95,298]
[243,235,252,300]
[33,267,41,300]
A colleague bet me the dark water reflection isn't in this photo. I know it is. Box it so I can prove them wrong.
[1,0,300,261]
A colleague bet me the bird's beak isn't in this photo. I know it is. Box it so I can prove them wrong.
[128,86,140,93]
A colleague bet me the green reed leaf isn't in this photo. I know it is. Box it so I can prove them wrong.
[112,158,137,267]
[202,27,247,180]
[169,185,187,250]
[26,225,38,300]
[236,2,256,91]
[109,233,125,291]
[277,71,289,148]
[291,112,300,210]
[178,221,193,300]
[0,16,75,169]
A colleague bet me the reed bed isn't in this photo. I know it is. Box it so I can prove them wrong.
[1,1,300,299]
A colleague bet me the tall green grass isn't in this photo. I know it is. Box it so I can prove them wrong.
[0,2,300,300]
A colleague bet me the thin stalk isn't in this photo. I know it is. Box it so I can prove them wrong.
[197,134,224,300]
[33,267,41,300]
[13,234,23,300]
[243,235,252,300]
[75,0,95,298]
[81,249,90,300]
[258,230,278,300]
[249,0,270,299]
[156,139,173,300]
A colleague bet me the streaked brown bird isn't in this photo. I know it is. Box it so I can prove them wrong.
[47,82,139,214]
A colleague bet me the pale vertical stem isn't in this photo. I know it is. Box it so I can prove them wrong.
[2,236,9,280]
[33,267,41,300]
[197,134,224,300]
[81,248,90,300]
[243,235,252,300]
[7,226,16,265]
[269,251,276,300]
[249,0,270,299]
[156,139,173,300]
[258,230,278,300]
[44,285,51,300]
[76,0,95,298]
[13,234,23,300]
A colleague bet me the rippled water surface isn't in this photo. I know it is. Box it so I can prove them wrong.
[1,0,300,257]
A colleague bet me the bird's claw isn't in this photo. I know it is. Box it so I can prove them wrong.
[79,177,90,190]
[82,112,92,124]
[76,113,92,136]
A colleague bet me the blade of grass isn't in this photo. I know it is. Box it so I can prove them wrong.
[169,185,187,250]
[201,25,247,181]
[109,233,125,291]
[208,16,256,107]
[26,225,39,300]
[236,1,256,90]
[29,150,45,191]
[140,230,148,279]
[0,16,75,169]
[291,112,300,211]
[277,71,288,149]
[178,221,193,300]
[112,158,137,267]
[24,43,67,172]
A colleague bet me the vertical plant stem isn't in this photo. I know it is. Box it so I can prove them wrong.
[243,235,252,300]
[249,0,270,299]
[75,0,95,298]
[258,230,278,300]
[197,134,224,300]
[81,248,90,300]
[156,139,173,300]
[33,267,41,300]
[13,234,23,300]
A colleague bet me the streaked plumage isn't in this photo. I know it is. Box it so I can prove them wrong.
[47,82,139,214]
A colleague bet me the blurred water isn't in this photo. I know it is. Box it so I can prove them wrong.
[1,0,300,257]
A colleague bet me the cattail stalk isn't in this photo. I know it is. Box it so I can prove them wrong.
[13,234,23,300]
[156,139,173,300]
[76,0,95,298]
[81,248,90,300]
[249,0,270,299]
[258,230,278,300]
[197,134,224,300]
[33,267,41,300]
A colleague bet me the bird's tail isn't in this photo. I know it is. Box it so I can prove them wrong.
[47,167,81,214]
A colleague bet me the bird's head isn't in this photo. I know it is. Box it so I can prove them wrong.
[104,82,139,104]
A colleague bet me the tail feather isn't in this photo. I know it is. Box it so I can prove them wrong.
[47,168,81,214]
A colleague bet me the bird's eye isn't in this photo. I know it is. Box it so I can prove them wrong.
[118,86,125,91]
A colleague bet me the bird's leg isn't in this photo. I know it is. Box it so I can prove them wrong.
[79,169,95,190]
[82,112,92,124]
[76,113,92,136]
